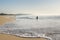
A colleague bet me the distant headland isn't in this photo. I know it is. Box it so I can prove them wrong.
[0,13,29,16]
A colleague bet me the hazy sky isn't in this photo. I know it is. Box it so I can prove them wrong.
[0,0,60,16]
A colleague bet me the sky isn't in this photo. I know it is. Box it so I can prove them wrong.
[0,0,60,16]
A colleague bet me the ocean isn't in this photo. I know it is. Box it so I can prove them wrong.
[16,15,60,29]
[0,15,60,40]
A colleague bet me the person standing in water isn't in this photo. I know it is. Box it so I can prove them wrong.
[36,16,38,20]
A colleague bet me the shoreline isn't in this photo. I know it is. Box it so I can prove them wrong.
[0,31,51,40]
[0,33,47,40]
[0,16,51,40]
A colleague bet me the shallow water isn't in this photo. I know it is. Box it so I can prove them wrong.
[0,16,60,40]
[16,17,60,29]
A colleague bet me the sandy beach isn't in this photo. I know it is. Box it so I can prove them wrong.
[0,16,15,25]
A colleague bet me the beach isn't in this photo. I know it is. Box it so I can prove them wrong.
[0,16,47,40]
[0,16,15,25]
[0,33,47,40]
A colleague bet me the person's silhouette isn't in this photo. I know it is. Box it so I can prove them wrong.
[36,16,38,20]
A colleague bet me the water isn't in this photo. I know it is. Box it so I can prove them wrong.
[1,15,60,40]
[16,15,60,29]
[15,15,60,40]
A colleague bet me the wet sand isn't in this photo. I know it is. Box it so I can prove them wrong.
[0,34,47,40]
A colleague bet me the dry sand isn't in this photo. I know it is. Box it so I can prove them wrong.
[0,16,15,25]
[0,16,47,40]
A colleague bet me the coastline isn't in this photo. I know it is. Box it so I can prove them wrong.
[0,33,47,40]
[0,16,48,40]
